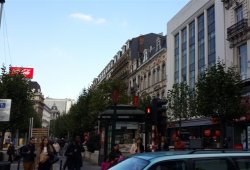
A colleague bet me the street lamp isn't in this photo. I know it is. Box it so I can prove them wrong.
[111,89,119,147]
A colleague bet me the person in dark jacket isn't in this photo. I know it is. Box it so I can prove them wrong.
[7,142,15,163]
[108,144,123,167]
[20,137,36,170]
[64,135,85,170]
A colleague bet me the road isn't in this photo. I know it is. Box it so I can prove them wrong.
[9,156,100,170]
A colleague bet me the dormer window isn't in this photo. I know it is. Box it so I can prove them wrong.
[143,49,148,62]
[156,37,161,51]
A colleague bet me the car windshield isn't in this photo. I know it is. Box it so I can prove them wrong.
[109,157,149,170]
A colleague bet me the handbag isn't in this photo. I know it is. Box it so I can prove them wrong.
[39,153,49,163]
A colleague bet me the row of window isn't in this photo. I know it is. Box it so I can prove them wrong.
[174,5,215,85]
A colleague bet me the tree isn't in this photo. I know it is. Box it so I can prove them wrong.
[166,82,194,131]
[196,61,244,122]
[0,66,37,133]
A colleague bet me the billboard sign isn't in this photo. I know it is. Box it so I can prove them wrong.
[0,99,11,121]
[9,67,34,79]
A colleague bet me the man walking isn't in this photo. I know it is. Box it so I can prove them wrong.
[20,137,36,170]
[65,135,85,170]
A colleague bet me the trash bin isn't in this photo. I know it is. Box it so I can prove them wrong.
[0,161,10,170]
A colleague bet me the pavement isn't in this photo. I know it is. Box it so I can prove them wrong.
[7,155,100,170]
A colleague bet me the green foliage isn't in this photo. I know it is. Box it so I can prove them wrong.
[167,82,194,121]
[0,66,37,133]
[196,61,244,122]
[50,79,129,138]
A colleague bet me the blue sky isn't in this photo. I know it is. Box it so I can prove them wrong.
[0,0,189,100]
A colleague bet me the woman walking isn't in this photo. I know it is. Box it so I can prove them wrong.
[37,137,55,170]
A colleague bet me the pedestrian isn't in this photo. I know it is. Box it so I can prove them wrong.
[108,143,123,167]
[158,136,169,151]
[20,137,36,170]
[53,140,60,156]
[101,156,112,170]
[7,142,15,163]
[64,135,85,170]
[134,137,145,153]
[37,137,56,170]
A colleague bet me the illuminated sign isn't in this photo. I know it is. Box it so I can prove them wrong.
[9,67,34,79]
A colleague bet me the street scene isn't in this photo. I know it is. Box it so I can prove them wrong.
[0,0,250,169]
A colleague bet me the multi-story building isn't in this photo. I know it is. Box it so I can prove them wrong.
[129,34,167,99]
[166,0,250,148]
[29,81,44,119]
[44,97,75,115]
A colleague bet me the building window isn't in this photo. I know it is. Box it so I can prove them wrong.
[198,14,205,75]
[235,5,243,22]
[143,49,148,62]
[162,63,166,80]
[189,21,195,88]
[148,72,151,87]
[182,27,187,82]
[161,90,165,99]
[156,37,161,51]
[207,5,216,66]
[238,44,247,80]
[157,67,160,83]
[175,34,180,83]
[153,69,156,85]
[144,74,147,89]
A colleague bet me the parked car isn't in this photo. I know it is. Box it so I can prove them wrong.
[109,150,250,170]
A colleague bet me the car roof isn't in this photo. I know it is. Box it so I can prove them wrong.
[132,150,250,161]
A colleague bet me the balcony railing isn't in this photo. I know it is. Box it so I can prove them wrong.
[227,19,249,41]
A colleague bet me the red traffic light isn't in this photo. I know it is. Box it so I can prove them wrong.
[146,107,151,114]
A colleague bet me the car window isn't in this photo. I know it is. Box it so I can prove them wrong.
[109,157,149,170]
[149,160,187,170]
[234,157,250,170]
[194,159,230,170]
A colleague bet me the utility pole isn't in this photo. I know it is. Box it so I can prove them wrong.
[0,0,5,29]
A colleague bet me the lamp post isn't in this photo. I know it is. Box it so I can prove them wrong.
[111,90,119,147]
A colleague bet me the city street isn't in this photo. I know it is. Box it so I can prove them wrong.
[9,156,100,170]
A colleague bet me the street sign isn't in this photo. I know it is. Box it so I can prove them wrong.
[0,99,11,121]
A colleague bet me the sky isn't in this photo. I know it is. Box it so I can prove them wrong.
[0,0,189,101]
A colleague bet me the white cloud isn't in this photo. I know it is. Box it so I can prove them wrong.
[70,13,107,24]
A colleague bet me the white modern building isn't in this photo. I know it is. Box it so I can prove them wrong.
[167,0,250,92]
[166,0,250,148]
[44,98,75,115]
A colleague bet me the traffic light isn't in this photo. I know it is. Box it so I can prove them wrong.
[145,106,152,123]
[151,98,167,125]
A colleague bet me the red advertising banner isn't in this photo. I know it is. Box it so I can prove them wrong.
[9,67,34,79]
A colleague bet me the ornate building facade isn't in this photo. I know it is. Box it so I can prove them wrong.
[129,35,167,99]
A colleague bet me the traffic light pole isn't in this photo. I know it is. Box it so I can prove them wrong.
[111,103,117,148]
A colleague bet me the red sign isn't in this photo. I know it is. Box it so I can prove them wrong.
[9,67,34,79]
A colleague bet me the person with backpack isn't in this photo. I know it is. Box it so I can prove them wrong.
[20,137,36,170]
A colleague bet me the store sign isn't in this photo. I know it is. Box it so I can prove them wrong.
[9,67,34,79]
[0,99,11,121]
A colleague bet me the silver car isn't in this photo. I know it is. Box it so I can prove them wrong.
[109,150,250,170]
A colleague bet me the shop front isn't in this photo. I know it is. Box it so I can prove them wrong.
[98,104,145,164]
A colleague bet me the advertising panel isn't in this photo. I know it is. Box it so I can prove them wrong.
[0,99,11,121]
[9,67,34,79]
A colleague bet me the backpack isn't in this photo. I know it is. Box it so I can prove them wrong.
[18,145,27,157]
